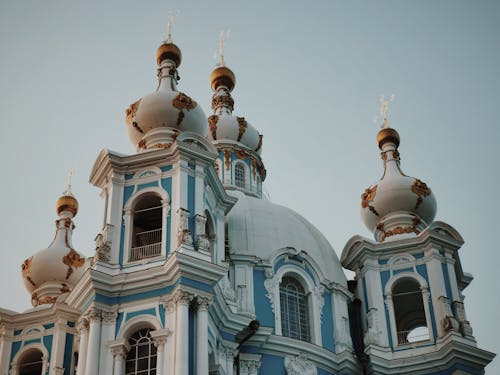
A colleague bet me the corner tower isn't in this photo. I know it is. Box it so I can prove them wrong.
[341,108,495,374]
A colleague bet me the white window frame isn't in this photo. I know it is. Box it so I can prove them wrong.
[10,343,49,375]
[123,186,170,265]
[232,161,249,190]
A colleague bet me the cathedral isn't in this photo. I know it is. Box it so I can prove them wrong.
[0,28,495,375]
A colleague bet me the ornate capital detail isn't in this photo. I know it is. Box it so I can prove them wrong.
[102,311,118,324]
[196,296,211,311]
[284,354,316,375]
[173,290,193,306]
[263,271,278,314]
[76,317,89,333]
[219,274,236,302]
[110,344,129,359]
[150,328,171,348]
[211,94,234,111]
[94,233,111,262]
[240,359,261,375]
[87,307,103,322]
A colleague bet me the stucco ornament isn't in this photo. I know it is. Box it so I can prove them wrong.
[284,353,317,375]
[364,308,382,346]
[219,274,236,302]
[263,270,278,314]
[313,284,325,323]
[177,208,193,246]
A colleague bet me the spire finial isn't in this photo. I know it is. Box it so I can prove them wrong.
[63,169,74,197]
[378,94,395,129]
[166,15,175,43]
[215,30,230,67]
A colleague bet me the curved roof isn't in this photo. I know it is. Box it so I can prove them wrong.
[227,191,346,285]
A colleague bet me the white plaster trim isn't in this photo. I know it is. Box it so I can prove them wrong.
[11,342,49,375]
[116,314,163,340]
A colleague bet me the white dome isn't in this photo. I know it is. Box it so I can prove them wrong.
[227,191,346,285]
[208,114,261,153]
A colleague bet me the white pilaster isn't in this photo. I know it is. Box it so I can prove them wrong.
[107,175,124,264]
[174,291,192,375]
[196,298,210,375]
[76,318,89,375]
[49,319,67,375]
[110,341,129,375]
[84,308,102,375]
[425,247,447,337]
[150,329,170,375]
[163,300,175,375]
[0,325,13,375]
[331,289,353,352]
[99,311,117,375]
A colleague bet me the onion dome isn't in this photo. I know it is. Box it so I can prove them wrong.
[361,125,437,242]
[125,33,207,152]
[207,65,263,154]
[21,179,88,307]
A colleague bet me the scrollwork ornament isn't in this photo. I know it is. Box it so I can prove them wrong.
[313,285,325,322]
[361,185,379,217]
[263,272,278,314]
[284,353,316,375]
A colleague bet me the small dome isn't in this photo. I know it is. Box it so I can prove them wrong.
[210,66,236,92]
[126,42,207,151]
[208,114,262,153]
[361,128,437,242]
[22,193,88,307]
[227,191,346,284]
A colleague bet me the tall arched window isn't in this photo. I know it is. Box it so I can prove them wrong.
[125,328,157,375]
[279,276,311,342]
[17,348,43,375]
[234,163,245,188]
[392,278,429,344]
[130,193,162,261]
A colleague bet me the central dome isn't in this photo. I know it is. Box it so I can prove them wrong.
[227,191,346,284]
[126,42,207,151]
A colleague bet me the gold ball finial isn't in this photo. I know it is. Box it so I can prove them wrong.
[210,66,236,92]
[377,127,400,149]
[156,42,182,67]
[56,195,79,217]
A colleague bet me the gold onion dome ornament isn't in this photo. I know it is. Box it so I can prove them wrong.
[125,20,207,152]
[21,173,88,307]
[207,32,263,154]
[360,98,437,242]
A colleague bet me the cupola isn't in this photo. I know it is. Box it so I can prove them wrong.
[126,20,207,151]
[360,99,437,242]
[21,174,88,307]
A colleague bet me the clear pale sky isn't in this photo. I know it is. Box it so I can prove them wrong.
[0,0,498,372]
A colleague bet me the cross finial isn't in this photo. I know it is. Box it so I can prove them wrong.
[166,15,175,43]
[215,30,230,67]
[379,94,395,128]
[64,169,74,196]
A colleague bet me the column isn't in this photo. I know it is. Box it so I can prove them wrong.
[50,319,67,375]
[76,318,89,375]
[0,325,13,375]
[100,311,117,375]
[174,291,192,375]
[150,329,170,375]
[84,307,102,375]
[425,247,447,337]
[110,343,129,375]
[163,300,176,375]
[196,298,210,375]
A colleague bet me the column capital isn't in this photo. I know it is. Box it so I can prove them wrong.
[150,328,171,348]
[109,340,130,359]
[86,307,103,322]
[196,296,211,311]
[76,317,89,333]
[173,290,194,306]
[102,311,118,324]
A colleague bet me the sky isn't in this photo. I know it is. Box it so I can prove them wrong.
[0,0,498,372]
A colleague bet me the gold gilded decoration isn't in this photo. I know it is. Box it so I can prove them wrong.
[236,117,247,142]
[377,127,400,149]
[377,217,421,242]
[138,139,146,149]
[27,276,36,287]
[411,179,432,210]
[56,195,78,217]
[224,150,231,170]
[211,94,234,111]
[210,66,236,92]
[255,134,263,152]
[251,159,257,179]
[126,99,141,125]
[60,284,70,293]
[31,293,57,307]
[63,249,85,280]
[21,257,33,278]
[172,92,197,126]
[208,115,219,140]
[361,185,379,217]
[234,150,248,160]
[381,150,400,161]
[153,143,172,149]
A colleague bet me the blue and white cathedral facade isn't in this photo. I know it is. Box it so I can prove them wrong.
[0,29,495,375]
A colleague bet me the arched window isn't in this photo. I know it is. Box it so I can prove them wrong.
[17,348,43,375]
[279,276,311,342]
[205,211,216,255]
[392,278,429,344]
[125,328,157,375]
[130,193,162,261]
[234,163,246,188]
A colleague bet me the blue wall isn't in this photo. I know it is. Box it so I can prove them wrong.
[253,270,274,329]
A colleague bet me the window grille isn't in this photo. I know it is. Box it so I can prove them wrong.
[235,164,245,188]
[125,328,157,375]
[280,276,311,342]
[130,194,163,261]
